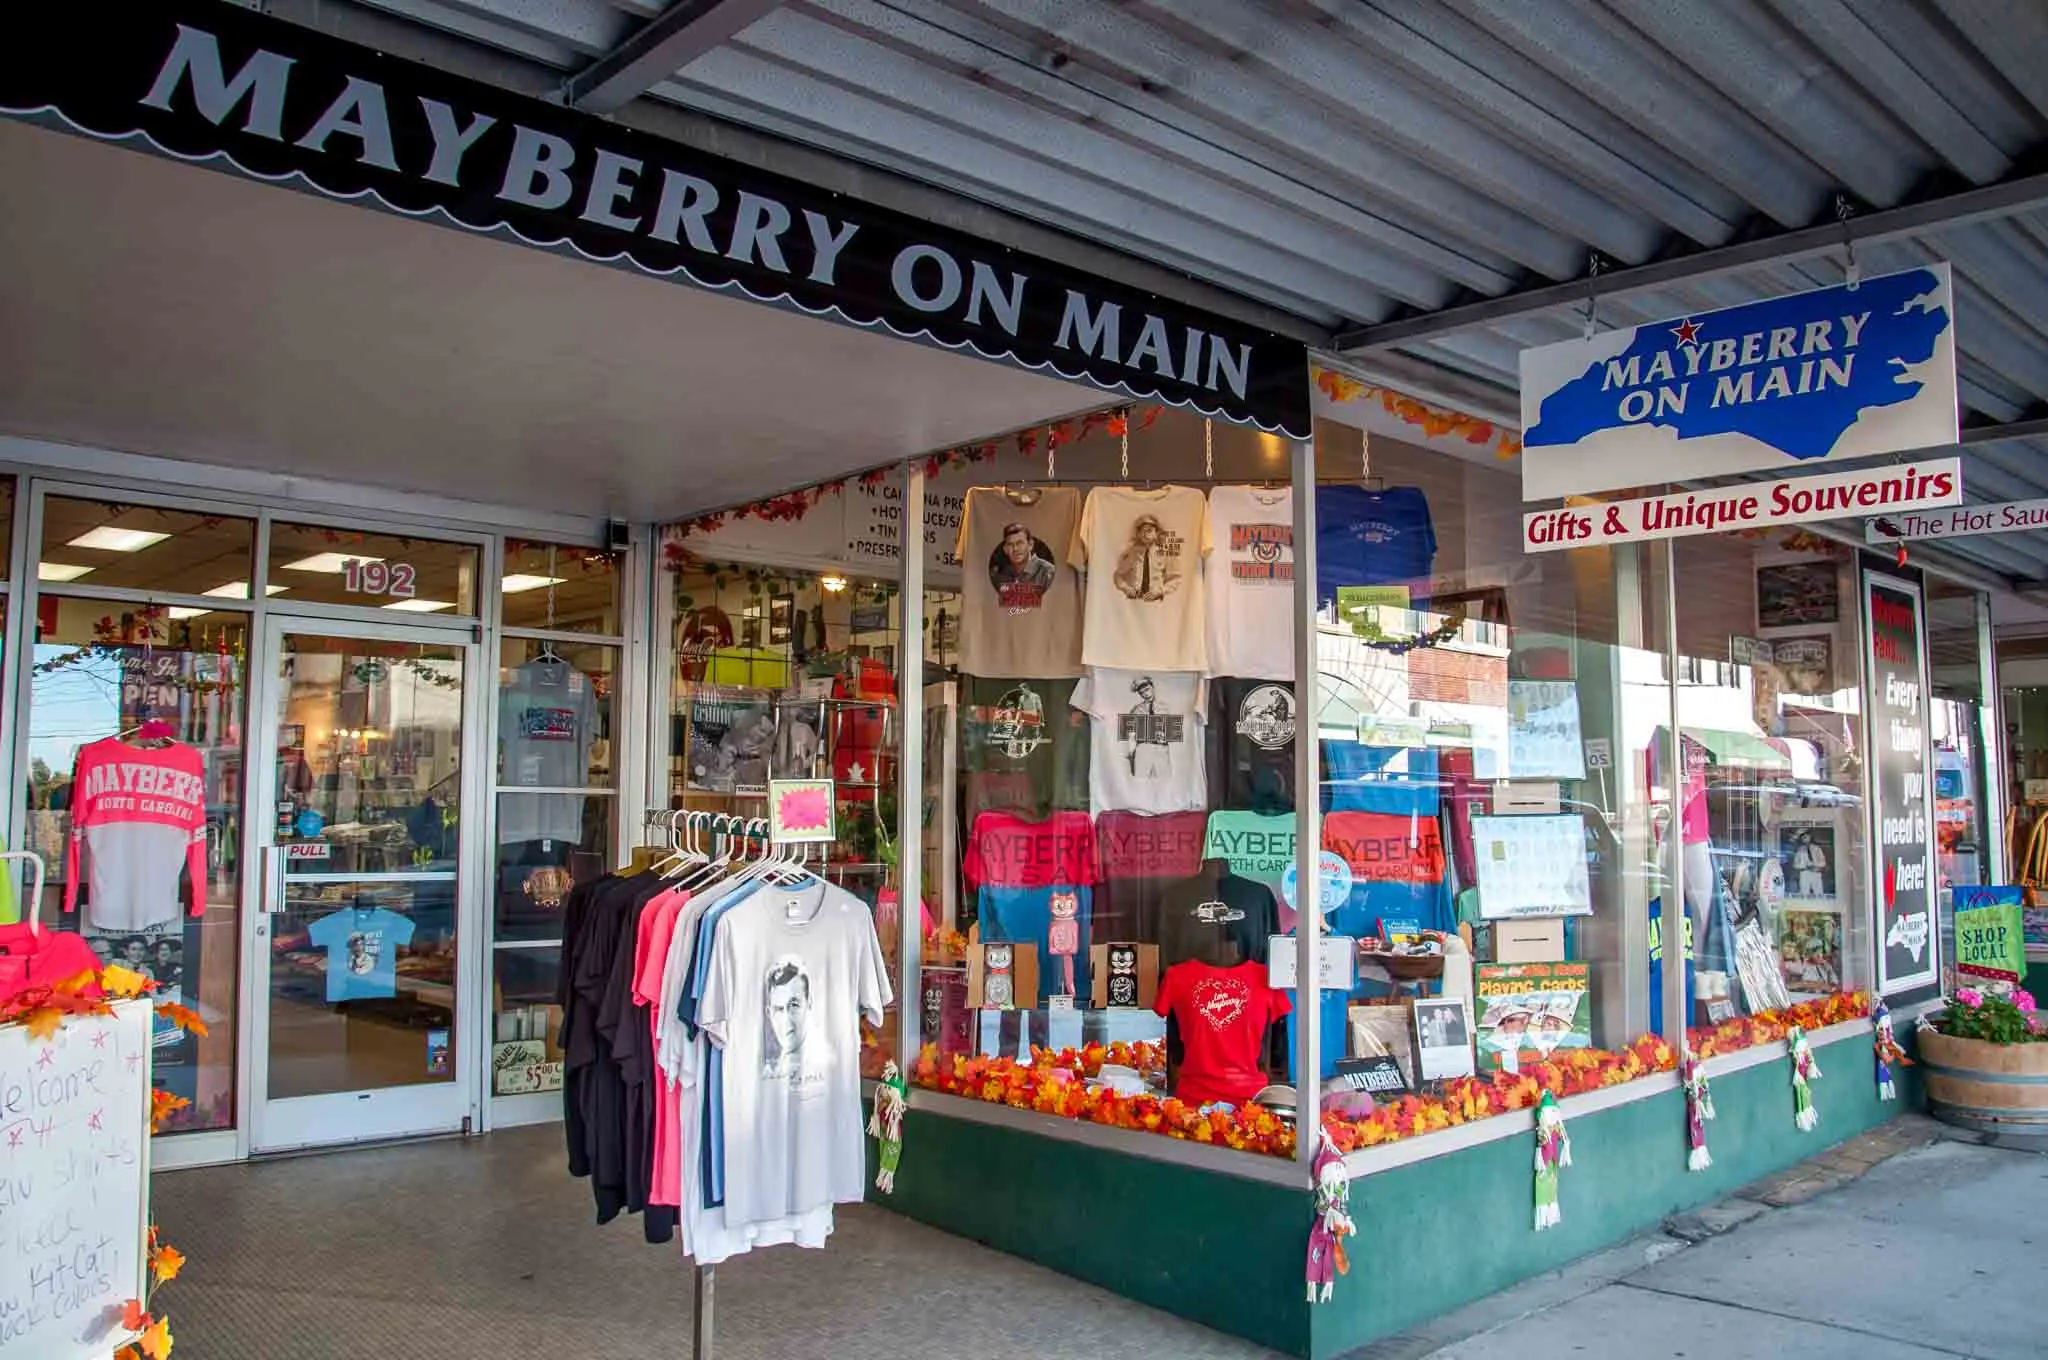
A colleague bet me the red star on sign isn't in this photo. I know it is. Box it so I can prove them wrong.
[1670,318,1703,346]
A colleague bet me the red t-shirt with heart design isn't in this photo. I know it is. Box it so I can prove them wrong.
[1153,959,1291,1106]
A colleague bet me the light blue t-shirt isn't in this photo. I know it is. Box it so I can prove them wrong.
[978,884,1093,1006]
[307,907,415,1003]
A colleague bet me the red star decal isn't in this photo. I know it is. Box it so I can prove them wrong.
[87,1109,103,1131]
[1671,318,1703,346]
[91,1031,108,1049]
[36,1048,54,1069]
[5,1125,21,1148]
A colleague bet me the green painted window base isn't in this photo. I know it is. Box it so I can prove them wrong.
[871,1029,1920,1359]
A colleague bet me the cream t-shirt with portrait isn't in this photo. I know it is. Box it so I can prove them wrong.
[1071,485,1210,672]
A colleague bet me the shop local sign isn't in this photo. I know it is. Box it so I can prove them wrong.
[1523,458,1961,553]
[1954,890,2026,985]
[1520,265,1958,500]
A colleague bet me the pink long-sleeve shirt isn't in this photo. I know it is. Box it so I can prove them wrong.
[64,736,209,931]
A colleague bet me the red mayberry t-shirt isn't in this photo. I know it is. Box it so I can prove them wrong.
[1154,959,1291,1106]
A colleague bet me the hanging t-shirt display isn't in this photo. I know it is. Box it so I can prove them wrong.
[307,905,416,1003]
[1315,485,1438,596]
[1324,745,1441,818]
[963,809,1098,889]
[1202,810,1296,927]
[959,676,1089,818]
[1072,668,1207,814]
[1209,678,1296,813]
[697,879,892,1226]
[1203,486,1295,681]
[1322,810,1453,936]
[955,487,1085,678]
[500,657,600,844]
[1155,860,1278,969]
[1093,809,1207,941]
[1072,485,1211,671]
[63,735,210,932]
[1154,959,1291,1106]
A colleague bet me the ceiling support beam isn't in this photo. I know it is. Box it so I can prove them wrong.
[1336,165,2048,352]
[1962,411,2048,444]
[562,0,783,114]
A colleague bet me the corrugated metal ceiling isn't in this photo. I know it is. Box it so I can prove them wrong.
[335,0,2048,582]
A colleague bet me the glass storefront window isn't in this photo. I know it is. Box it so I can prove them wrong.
[491,596,622,1076]
[39,495,254,595]
[1927,584,1992,992]
[0,475,15,576]
[502,539,622,634]
[1310,424,1663,1130]
[268,521,479,615]
[27,599,248,1134]
[1668,537,1873,1012]
[667,558,905,1078]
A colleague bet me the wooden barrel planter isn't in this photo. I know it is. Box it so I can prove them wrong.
[1918,1029,2048,1133]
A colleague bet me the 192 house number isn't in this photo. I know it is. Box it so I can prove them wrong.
[341,558,417,598]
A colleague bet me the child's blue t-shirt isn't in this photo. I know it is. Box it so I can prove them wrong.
[307,906,415,1003]
[1323,744,1440,817]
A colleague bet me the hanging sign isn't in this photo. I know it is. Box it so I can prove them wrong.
[0,2,1309,436]
[767,777,837,845]
[1865,496,2048,544]
[1520,265,1958,500]
[675,460,977,580]
[1862,571,1939,996]
[1522,458,1960,553]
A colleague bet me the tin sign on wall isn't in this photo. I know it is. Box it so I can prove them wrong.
[1520,265,1958,500]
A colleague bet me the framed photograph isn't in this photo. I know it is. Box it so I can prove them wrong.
[1757,562,1840,628]
[1777,812,1841,910]
[1414,997,1475,1081]
[768,593,795,645]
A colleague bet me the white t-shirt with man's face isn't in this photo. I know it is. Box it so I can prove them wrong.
[1072,667,1208,815]
[698,881,891,1226]
[1072,485,1211,672]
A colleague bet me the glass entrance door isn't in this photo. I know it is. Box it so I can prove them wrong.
[246,617,480,1152]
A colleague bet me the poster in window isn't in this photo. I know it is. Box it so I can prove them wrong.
[1862,572,1938,995]
[1770,635,1833,697]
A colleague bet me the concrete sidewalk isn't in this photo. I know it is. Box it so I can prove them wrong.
[1372,1117,2047,1360]
[149,1115,2044,1359]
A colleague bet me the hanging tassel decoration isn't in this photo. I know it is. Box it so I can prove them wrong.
[1533,1091,1571,1230]
[867,1060,909,1193]
[1788,1024,1822,1131]
[1305,1130,1355,1302]
[1872,1001,1910,1100]
[1683,1057,1714,1171]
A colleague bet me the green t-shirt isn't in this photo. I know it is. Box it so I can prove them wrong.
[1202,811,1294,898]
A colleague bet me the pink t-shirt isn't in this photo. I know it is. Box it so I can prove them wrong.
[64,736,209,931]
[635,888,689,1210]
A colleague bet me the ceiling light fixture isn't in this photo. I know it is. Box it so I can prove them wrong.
[501,574,567,594]
[381,599,456,613]
[820,573,849,593]
[282,552,383,573]
[165,606,208,621]
[37,562,94,582]
[202,581,289,599]
[68,526,171,552]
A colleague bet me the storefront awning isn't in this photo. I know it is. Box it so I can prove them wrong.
[0,2,1310,439]
[1691,727,1793,770]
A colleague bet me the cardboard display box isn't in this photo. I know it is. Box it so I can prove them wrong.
[966,929,1039,1010]
[1493,916,1566,963]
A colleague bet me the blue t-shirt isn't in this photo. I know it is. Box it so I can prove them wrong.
[307,906,415,1003]
[685,880,764,1210]
[1324,745,1440,817]
[1316,485,1437,594]
[977,884,1093,1006]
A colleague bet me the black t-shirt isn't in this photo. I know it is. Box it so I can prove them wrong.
[1156,859,1278,970]
[1209,678,1296,814]
[960,675,1090,818]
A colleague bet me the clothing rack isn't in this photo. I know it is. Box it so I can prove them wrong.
[632,807,827,1360]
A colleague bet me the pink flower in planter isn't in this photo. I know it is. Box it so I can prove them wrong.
[1955,988,1984,1008]
[2014,990,2036,1015]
